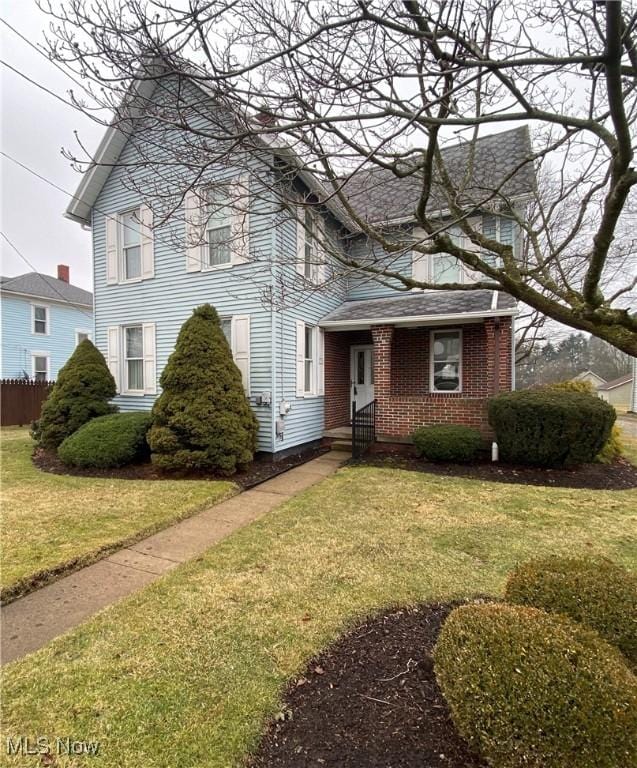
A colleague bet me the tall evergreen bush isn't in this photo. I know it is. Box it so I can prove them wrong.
[148,304,258,474]
[33,339,117,449]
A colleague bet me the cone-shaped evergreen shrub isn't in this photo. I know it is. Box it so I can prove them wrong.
[148,304,258,474]
[33,339,117,449]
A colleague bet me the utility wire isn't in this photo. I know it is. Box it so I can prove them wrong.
[0,58,107,124]
[0,16,98,101]
[1,231,94,320]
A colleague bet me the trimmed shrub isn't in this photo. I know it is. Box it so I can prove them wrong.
[488,389,615,468]
[596,422,624,463]
[148,304,259,475]
[545,381,623,463]
[412,424,482,462]
[505,557,637,668]
[58,412,152,469]
[434,603,637,768]
[33,340,117,449]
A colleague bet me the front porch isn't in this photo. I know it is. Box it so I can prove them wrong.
[320,290,516,443]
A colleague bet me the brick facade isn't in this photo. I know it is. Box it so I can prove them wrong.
[324,318,512,437]
[324,329,372,429]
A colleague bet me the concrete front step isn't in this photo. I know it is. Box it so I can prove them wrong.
[331,440,353,451]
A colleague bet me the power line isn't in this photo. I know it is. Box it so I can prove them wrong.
[0,58,106,124]
[1,231,94,320]
[0,16,98,101]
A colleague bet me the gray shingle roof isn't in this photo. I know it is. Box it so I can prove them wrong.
[0,273,93,308]
[320,289,516,326]
[597,373,633,391]
[342,127,534,224]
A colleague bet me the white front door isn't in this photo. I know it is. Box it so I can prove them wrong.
[351,345,374,410]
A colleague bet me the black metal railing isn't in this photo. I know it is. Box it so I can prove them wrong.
[352,399,376,458]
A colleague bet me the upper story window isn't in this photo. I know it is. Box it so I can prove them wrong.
[32,354,49,382]
[433,254,462,284]
[76,330,92,346]
[430,329,462,393]
[106,206,154,285]
[297,207,325,284]
[206,194,232,268]
[121,209,143,281]
[32,305,48,335]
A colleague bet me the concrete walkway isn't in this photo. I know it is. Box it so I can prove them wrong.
[1,451,347,665]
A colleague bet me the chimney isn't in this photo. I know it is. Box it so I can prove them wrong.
[57,264,70,283]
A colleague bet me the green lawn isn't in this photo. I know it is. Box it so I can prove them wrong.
[3,463,635,767]
[0,428,236,602]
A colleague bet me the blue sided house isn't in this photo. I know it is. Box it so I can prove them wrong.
[64,66,532,456]
[1,266,93,382]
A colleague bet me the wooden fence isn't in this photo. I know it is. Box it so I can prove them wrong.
[0,379,54,427]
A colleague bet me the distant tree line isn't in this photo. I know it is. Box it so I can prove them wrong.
[516,334,632,390]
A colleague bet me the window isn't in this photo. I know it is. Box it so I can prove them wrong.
[220,317,232,346]
[32,305,48,334]
[433,254,462,284]
[431,329,462,392]
[32,355,49,382]
[75,330,91,346]
[304,209,314,280]
[206,193,232,267]
[121,209,142,280]
[124,325,144,392]
[304,325,314,393]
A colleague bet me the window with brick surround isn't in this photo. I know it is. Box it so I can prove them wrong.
[430,329,462,392]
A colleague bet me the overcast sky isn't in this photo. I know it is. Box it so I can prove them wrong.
[1,0,105,290]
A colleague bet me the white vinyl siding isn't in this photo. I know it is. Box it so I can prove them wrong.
[31,353,49,382]
[31,304,49,335]
[106,205,154,284]
[430,329,462,393]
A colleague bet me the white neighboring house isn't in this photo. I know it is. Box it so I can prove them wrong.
[597,373,634,410]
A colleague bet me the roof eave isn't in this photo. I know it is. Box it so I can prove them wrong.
[319,306,518,331]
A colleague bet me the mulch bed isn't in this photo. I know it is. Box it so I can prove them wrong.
[33,445,329,489]
[353,453,637,490]
[250,601,486,768]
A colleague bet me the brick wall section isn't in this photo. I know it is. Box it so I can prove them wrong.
[324,329,372,429]
[373,318,512,438]
[324,318,512,437]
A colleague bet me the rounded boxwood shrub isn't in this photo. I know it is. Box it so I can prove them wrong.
[58,412,152,468]
[148,304,258,475]
[505,557,637,668]
[434,603,637,768]
[412,424,482,462]
[33,339,117,449]
[488,389,615,468]
[545,381,623,463]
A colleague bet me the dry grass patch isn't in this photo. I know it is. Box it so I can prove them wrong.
[2,466,636,767]
[1,428,235,601]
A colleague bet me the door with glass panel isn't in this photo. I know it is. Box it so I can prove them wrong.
[350,345,374,410]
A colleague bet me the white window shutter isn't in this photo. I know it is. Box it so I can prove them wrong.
[185,189,203,272]
[231,314,251,394]
[106,216,119,284]
[296,209,306,276]
[296,319,305,397]
[142,323,157,394]
[140,204,154,279]
[231,176,250,265]
[107,326,120,392]
[317,328,325,396]
[316,220,327,284]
